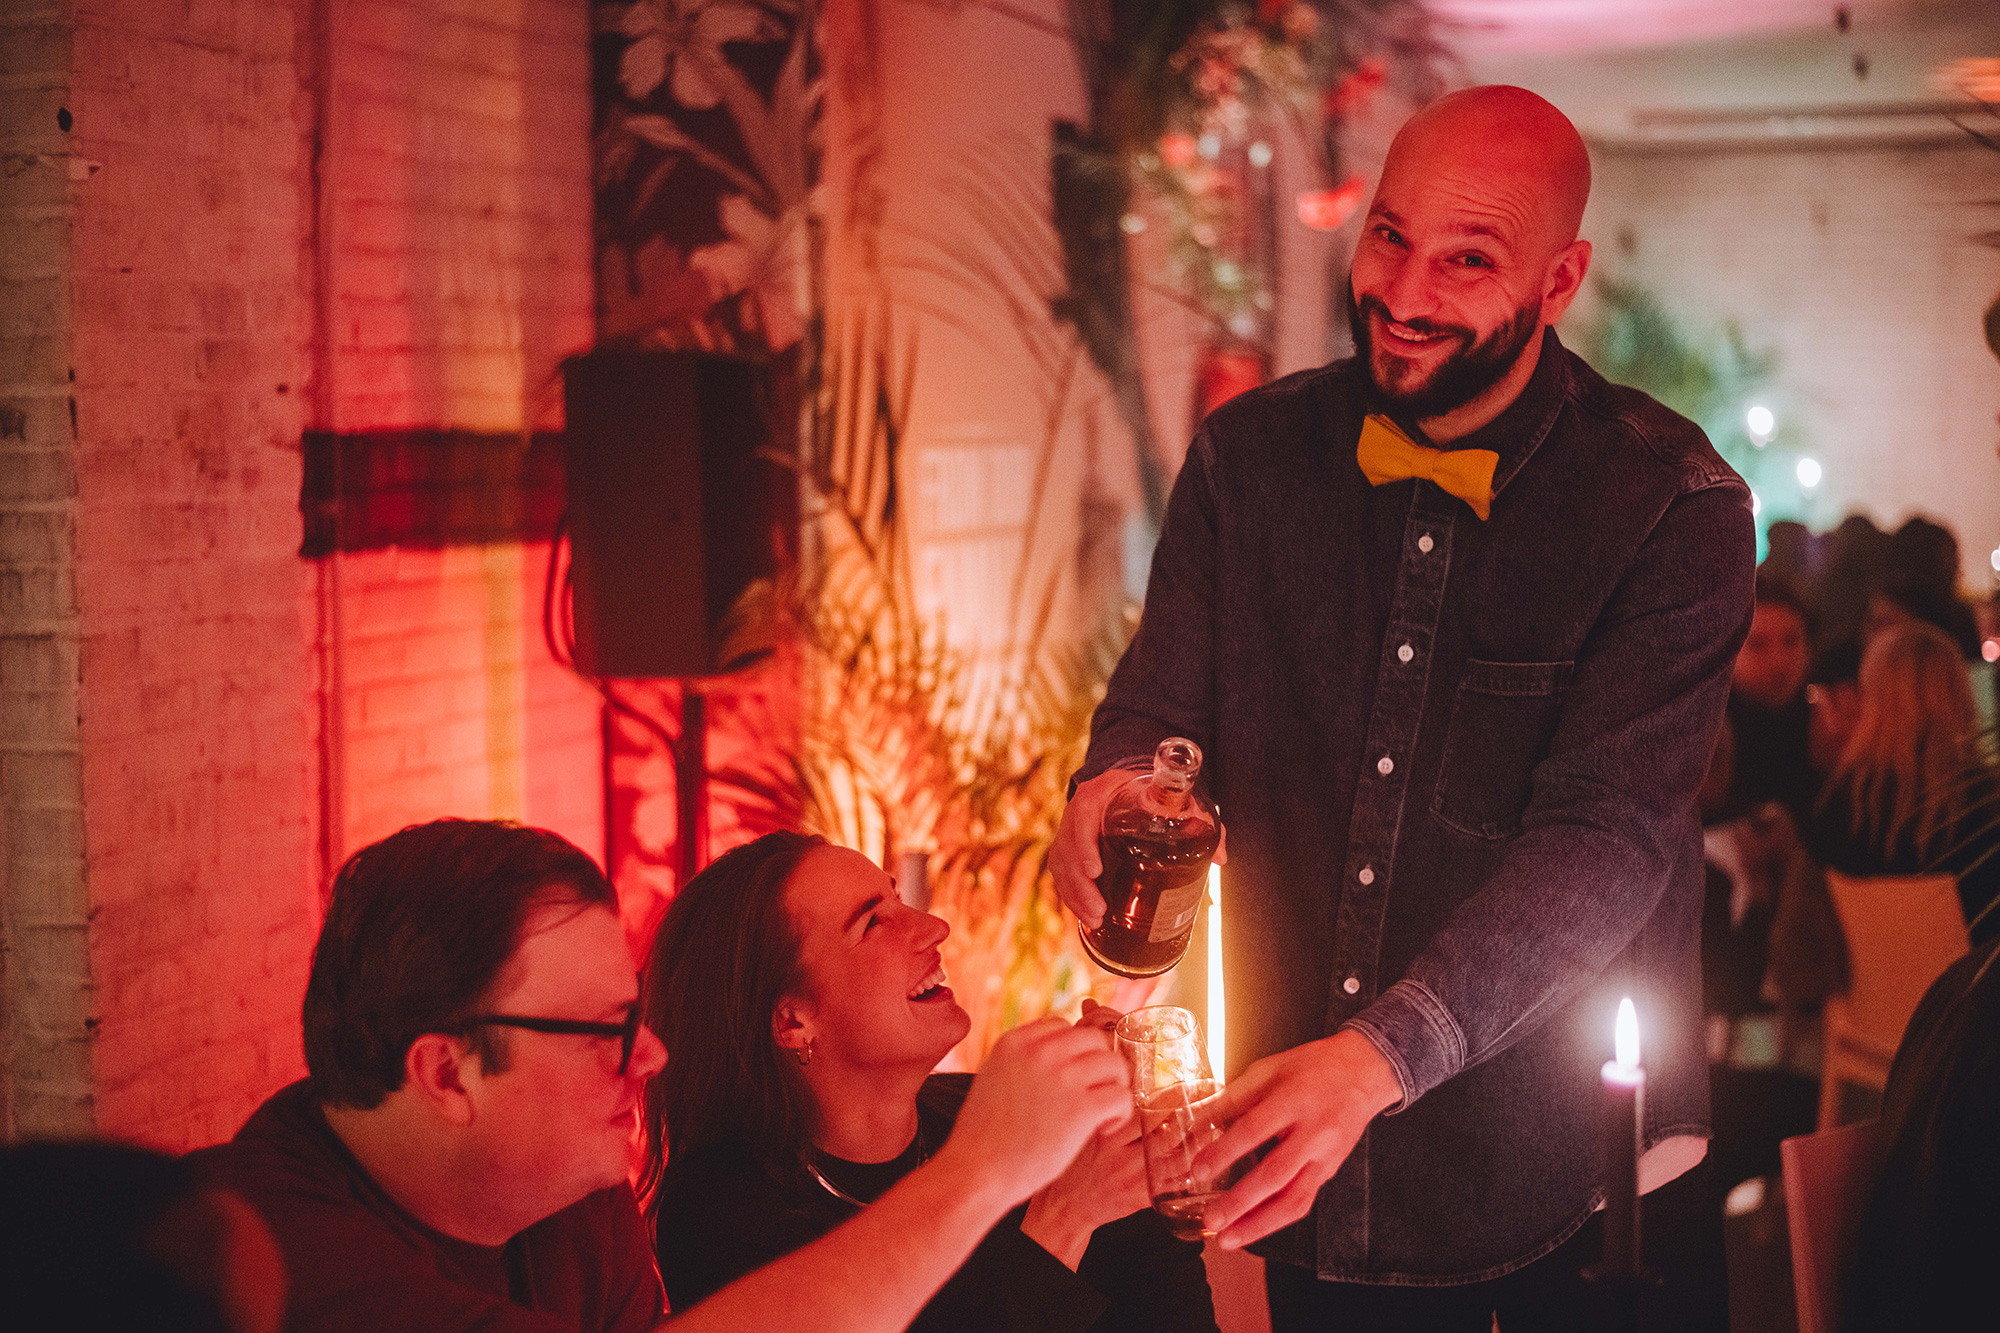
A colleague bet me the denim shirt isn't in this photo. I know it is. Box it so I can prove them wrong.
[1078,332,1755,1283]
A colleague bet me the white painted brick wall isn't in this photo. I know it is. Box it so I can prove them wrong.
[1576,139,2000,588]
[325,0,600,868]
[1,0,95,1141]
[0,0,605,1152]
[66,0,318,1150]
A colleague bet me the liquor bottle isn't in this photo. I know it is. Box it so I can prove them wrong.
[1080,738,1221,978]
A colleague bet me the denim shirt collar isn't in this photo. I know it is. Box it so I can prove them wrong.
[1374,326,1573,501]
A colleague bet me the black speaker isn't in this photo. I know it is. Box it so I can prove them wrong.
[561,350,796,679]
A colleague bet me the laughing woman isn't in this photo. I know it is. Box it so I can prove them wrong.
[641,831,1217,1333]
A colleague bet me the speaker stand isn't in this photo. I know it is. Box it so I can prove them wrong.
[675,683,709,887]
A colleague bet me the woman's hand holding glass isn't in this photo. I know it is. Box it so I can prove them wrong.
[1019,1001,1149,1268]
[935,1017,1134,1217]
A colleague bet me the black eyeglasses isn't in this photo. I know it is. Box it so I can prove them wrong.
[464,1004,643,1074]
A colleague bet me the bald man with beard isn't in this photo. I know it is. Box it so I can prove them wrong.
[1054,88,1751,1329]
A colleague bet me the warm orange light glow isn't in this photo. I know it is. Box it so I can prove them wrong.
[1207,862,1225,1081]
[1613,996,1640,1072]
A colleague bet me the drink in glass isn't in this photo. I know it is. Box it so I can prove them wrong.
[1114,1005,1245,1242]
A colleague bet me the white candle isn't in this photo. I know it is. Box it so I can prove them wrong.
[1599,997,1644,1279]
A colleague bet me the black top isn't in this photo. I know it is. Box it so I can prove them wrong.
[652,1074,1217,1333]
[1079,331,1754,1278]
[1804,771,2000,946]
[1849,939,2000,1330]
[1723,693,1816,823]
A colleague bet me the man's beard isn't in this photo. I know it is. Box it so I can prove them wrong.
[1348,288,1542,421]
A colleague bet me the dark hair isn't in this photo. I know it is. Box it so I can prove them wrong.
[1753,572,1816,639]
[1877,577,1983,660]
[1810,638,1863,688]
[303,818,616,1108]
[0,1141,230,1332]
[1817,514,1891,650]
[639,829,825,1210]
[1887,516,1961,595]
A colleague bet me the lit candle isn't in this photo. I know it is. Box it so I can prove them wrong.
[1599,997,1644,1280]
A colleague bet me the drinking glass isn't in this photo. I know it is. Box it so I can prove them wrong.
[1113,1005,1246,1241]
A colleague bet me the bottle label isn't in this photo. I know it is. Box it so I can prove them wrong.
[1147,880,1206,943]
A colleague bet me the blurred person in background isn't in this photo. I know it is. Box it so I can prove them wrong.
[1806,623,2000,945]
[644,832,1217,1333]
[1848,934,2000,1331]
[1698,652,1841,1226]
[1814,515,1891,655]
[1866,516,1996,744]
[1759,520,1816,595]
[1,1140,285,1333]
[1866,516,1981,660]
[1722,576,1817,821]
[1806,641,1864,776]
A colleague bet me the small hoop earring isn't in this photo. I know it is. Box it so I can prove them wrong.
[793,1039,814,1068]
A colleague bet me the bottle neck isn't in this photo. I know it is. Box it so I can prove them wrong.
[1143,780,1191,818]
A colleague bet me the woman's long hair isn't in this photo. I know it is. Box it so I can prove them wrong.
[1823,622,1987,860]
[639,830,826,1213]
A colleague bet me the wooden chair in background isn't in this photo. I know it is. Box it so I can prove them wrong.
[1818,871,1968,1129]
[1781,1119,1886,1333]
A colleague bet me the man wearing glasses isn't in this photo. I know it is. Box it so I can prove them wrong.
[197,819,1132,1332]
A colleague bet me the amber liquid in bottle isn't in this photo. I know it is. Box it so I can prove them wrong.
[1080,739,1221,978]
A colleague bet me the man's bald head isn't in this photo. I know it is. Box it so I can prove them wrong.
[1381,86,1592,258]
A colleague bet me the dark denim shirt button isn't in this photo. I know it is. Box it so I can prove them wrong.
[1357,866,1374,885]
[1342,976,1361,995]
[1376,755,1394,775]
[1416,533,1433,553]
[1397,643,1414,663]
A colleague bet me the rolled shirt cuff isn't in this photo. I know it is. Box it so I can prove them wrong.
[1340,978,1467,1113]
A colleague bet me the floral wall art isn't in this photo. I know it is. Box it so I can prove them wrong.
[593,0,813,353]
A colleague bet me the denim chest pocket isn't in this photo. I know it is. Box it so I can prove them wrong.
[1430,658,1576,840]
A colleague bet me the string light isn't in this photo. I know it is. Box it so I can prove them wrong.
[1796,457,1822,489]
[1750,490,1762,517]
[1746,404,1775,445]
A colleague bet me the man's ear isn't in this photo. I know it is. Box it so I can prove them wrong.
[1540,238,1592,326]
[772,998,816,1061]
[404,1034,479,1127]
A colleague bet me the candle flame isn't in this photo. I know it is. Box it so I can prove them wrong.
[1207,862,1225,1081]
[1614,997,1640,1071]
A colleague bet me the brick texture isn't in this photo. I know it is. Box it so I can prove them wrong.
[1575,140,2000,583]
[0,0,605,1152]
[1,0,93,1140]
[66,0,317,1150]
[323,0,600,871]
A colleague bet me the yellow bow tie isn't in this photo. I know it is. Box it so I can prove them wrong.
[1356,414,1498,521]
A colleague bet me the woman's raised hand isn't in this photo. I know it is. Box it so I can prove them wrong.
[1016,998,1148,1267]
[936,1017,1132,1216]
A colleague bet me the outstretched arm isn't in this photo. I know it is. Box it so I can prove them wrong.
[664,1019,1133,1333]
